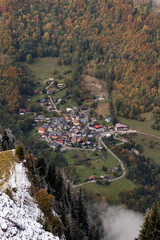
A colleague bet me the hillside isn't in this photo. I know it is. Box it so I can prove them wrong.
[0,0,160,118]
[0,150,60,239]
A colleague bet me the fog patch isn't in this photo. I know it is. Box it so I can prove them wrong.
[102,205,144,240]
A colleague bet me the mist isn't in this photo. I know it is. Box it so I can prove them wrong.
[101,205,144,240]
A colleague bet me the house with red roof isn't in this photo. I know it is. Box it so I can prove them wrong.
[38,127,45,134]
[94,125,104,132]
[19,109,27,115]
[58,139,64,145]
[89,176,95,181]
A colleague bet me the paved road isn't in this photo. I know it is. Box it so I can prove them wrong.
[74,134,126,188]
[48,95,60,114]
[45,82,53,90]
[99,135,126,179]
[137,131,160,140]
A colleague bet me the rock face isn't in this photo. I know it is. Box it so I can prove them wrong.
[0,156,59,240]
[2,129,16,150]
[0,192,59,240]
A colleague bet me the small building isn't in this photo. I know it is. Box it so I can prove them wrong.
[58,139,64,145]
[47,127,53,132]
[94,125,104,132]
[115,123,128,131]
[19,109,27,115]
[132,149,140,156]
[38,127,45,134]
[105,118,111,123]
[35,116,40,122]
[88,134,93,138]
[52,142,61,150]
[51,135,58,140]
[112,166,119,173]
[93,143,98,147]
[73,118,79,126]
[98,147,103,152]
[106,133,112,138]
[85,99,93,103]
[77,138,82,144]
[89,176,95,181]
[57,83,64,88]
[72,106,78,112]
[86,141,92,146]
[108,126,114,131]
[58,99,64,104]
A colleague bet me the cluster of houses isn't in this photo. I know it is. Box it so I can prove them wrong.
[86,166,120,182]
[35,104,130,150]
[36,107,102,150]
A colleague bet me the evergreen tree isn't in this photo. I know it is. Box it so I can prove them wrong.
[89,224,99,240]
[54,171,64,201]
[76,188,89,236]
[136,202,160,240]
[46,162,56,192]
[36,158,46,177]
[15,144,24,160]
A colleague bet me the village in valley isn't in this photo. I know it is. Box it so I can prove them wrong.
[19,75,137,185]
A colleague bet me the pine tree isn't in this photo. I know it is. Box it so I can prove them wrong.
[54,171,64,201]
[15,144,24,160]
[76,188,89,236]
[89,224,99,240]
[36,158,46,177]
[46,162,56,192]
[136,202,160,240]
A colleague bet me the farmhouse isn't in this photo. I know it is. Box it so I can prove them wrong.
[115,123,128,131]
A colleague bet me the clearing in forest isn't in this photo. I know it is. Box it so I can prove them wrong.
[81,74,110,118]
[81,74,108,96]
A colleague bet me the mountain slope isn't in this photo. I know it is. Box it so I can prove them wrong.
[0,150,60,240]
[0,0,160,118]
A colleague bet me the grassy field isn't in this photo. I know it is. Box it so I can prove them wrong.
[25,57,72,82]
[80,177,136,204]
[0,150,17,187]
[95,102,110,118]
[128,133,160,165]
[24,57,73,110]
[63,150,121,184]
[118,111,160,137]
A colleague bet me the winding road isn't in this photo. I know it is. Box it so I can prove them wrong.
[73,134,126,188]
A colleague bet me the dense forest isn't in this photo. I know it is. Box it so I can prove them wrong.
[0,0,160,118]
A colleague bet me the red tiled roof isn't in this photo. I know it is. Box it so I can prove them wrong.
[94,125,104,129]
[19,109,26,113]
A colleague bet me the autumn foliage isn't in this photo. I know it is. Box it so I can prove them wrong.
[0,0,160,117]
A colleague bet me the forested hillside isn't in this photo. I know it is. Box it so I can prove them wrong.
[0,0,160,118]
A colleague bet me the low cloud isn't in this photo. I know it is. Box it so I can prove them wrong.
[101,205,144,240]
